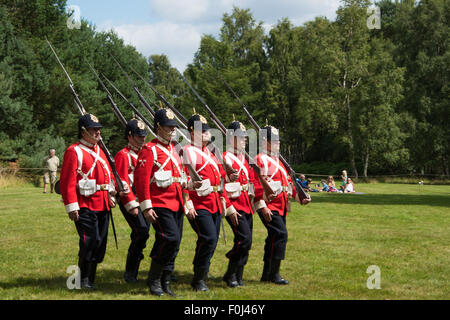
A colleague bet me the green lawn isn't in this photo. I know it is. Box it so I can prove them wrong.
[0,183,449,300]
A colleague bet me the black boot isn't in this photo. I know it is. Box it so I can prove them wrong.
[191,267,209,292]
[146,260,164,296]
[236,265,245,287]
[260,259,271,282]
[79,260,95,290]
[222,260,239,288]
[161,270,176,297]
[79,260,90,290]
[269,259,289,285]
[88,262,98,289]
[124,252,142,283]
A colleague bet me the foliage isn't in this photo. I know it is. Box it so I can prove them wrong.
[0,1,447,176]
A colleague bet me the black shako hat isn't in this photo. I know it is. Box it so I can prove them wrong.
[126,119,148,138]
[187,113,210,132]
[78,113,102,138]
[154,108,179,132]
[227,121,248,137]
[261,125,280,141]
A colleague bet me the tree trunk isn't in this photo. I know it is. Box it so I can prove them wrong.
[363,146,369,178]
[346,93,358,178]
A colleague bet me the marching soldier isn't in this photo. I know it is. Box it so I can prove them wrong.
[183,112,238,292]
[253,124,310,285]
[60,114,126,289]
[114,119,150,283]
[222,120,256,287]
[134,108,186,297]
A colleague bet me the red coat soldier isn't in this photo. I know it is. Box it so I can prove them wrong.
[114,119,150,284]
[183,113,237,292]
[253,124,310,285]
[221,120,256,288]
[60,114,122,289]
[133,108,186,297]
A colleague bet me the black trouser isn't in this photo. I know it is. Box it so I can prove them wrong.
[189,209,222,271]
[150,207,184,272]
[225,211,253,267]
[119,202,150,262]
[75,208,110,264]
[258,210,288,261]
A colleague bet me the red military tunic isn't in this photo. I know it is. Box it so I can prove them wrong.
[223,150,255,215]
[134,139,184,213]
[60,139,115,213]
[253,151,296,216]
[184,144,234,215]
[114,145,140,212]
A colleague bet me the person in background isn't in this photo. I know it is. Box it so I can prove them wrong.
[327,176,338,192]
[43,149,60,194]
[339,170,348,192]
[319,179,329,192]
[344,178,356,193]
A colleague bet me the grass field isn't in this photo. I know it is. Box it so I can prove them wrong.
[0,182,449,300]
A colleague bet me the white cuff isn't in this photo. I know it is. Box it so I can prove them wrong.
[124,200,139,212]
[139,199,153,212]
[225,205,237,217]
[184,200,194,215]
[65,202,80,213]
[254,200,267,211]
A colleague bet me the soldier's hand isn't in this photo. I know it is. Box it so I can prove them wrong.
[68,210,79,221]
[144,208,158,223]
[301,197,311,205]
[229,211,242,227]
[259,207,273,223]
[129,207,139,217]
[229,172,239,182]
[108,196,116,208]
[193,181,203,189]
[296,194,311,205]
[186,208,197,221]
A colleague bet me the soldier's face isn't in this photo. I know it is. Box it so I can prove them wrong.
[158,125,177,142]
[130,135,146,149]
[83,127,101,144]
[267,140,280,154]
[233,136,246,152]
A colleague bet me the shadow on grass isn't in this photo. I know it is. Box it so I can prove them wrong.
[0,269,259,296]
[312,193,450,208]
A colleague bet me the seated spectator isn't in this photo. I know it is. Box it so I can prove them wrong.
[319,179,329,192]
[344,178,356,193]
[326,176,338,192]
[296,174,308,189]
[306,178,318,192]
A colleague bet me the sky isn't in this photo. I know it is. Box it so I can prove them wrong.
[68,0,342,72]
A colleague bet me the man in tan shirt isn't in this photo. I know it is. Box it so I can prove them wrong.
[43,149,60,193]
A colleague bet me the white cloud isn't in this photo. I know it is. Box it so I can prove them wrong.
[112,22,205,72]
[104,0,342,71]
[150,0,211,22]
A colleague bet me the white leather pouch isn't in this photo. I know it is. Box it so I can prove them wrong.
[225,182,241,199]
[196,178,213,197]
[268,180,282,196]
[154,170,173,188]
[78,178,97,196]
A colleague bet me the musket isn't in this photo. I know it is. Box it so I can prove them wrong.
[87,61,127,127]
[109,55,159,121]
[130,67,189,129]
[47,40,120,249]
[218,74,310,201]
[102,72,202,183]
[180,74,276,200]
